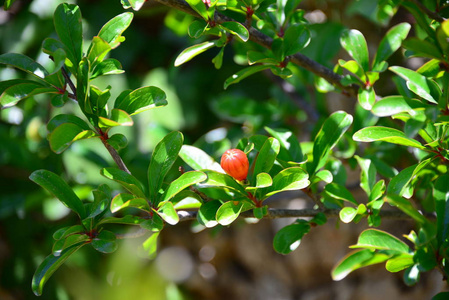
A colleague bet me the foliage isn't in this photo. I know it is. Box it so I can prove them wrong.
[1,0,449,298]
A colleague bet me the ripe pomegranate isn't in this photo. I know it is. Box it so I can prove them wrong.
[220,149,249,181]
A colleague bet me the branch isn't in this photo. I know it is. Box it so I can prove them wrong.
[101,139,132,174]
[113,208,433,239]
[61,67,77,99]
[153,0,359,95]
[177,208,432,222]
[61,64,132,174]
[408,0,445,23]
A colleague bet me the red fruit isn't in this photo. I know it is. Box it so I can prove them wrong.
[220,149,249,181]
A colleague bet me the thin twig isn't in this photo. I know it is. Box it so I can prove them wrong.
[175,207,433,222]
[153,0,358,96]
[61,67,77,99]
[114,207,426,239]
[101,139,132,174]
[409,0,445,23]
[60,61,132,174]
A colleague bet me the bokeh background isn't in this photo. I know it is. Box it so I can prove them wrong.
[0,0,446,299]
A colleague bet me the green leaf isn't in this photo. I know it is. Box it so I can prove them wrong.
[216,201,244,226]
[417,59,441,77]
[369,179,386,203]
[0,79,39,94]
[101,168,146,198]
[331,249,390,281]
[97,215,143,226]
[110,193,150,213]
[340,29,369,71]
[389,66,439,104]
[184,0,210,21]
[197,200,221,227]
[89,84,112,112]
[172,190,202,209]
[91,59,124,79]
[87,36,111,66]
[53,225,85,240]
[254,172,273,188]
[246,172,273,194]
[91,230,117,253]
[3,0,17,10]
[247,51,278,65]
[0,53,49,79]
[386,195,430,225]
[387,158,431,198]
[32,241,87,296]
[253,205,268,219]
[42,38,65,57]
[357,87,375,110]
[142,232,159,259]
[201,170,247,196]
[174,41,216,67]
[385,254,414,272]
[29,170,86,218]
[313,170,333,184]
[324,183,357,205]
[98,109,133,129]
[224,65,272,89]
[434,174,449,247]
[160,171,206,202]
[212,47,224,69]
[339,207,357,223]
[433,292,449,300]
[252,137,280,179]
[188,19,208,38]
[220,22,249,42]
[148,131,183,203]
[403,264,420,286]
[0,82,50,108]
[266,167,309,198]
[264,127,304,164]
[48,123,97,154]
[47,114,90,132]
[373,23,411,71]
[339,59,365,82]
[273,221,310,254]
[54,3,83,67]
[353,126,425,149]
[179,145,223,172]
[283,24,311,57]
[403,38,443,60]
[350,229,410,253]
[98,12,133,49]
[354,156,376,196]
[157,201,179,225]
[108,133,128,151]
[140,213,164,232]
[309,111,353,174]
[372,96,417,117]
[437,20,449,54]
[77,58,91,113]
[114,86,167,116]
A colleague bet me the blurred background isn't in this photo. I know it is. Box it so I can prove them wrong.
[0,0,445,299]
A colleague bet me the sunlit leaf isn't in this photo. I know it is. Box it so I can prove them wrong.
[98,12,133,49]
[30,170,86,218]
[48,123,97,153]
[175,41,216,66]
[32,242,87,296]
[273,221,310,254]
[148,131,183,203]
[353,126,425,149]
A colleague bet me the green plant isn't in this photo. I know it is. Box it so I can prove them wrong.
[1,0,449,298]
